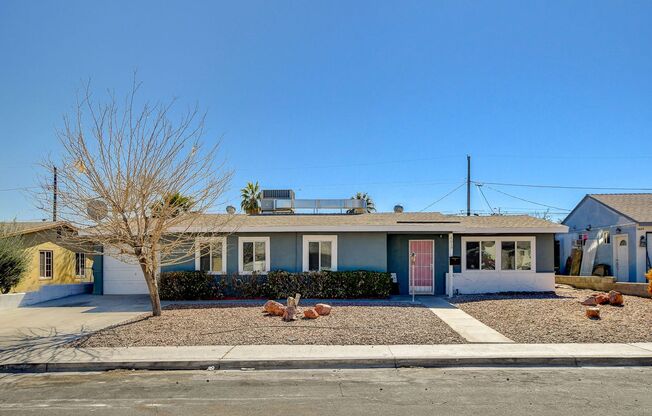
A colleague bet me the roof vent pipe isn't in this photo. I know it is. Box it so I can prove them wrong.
[393,204,404,213]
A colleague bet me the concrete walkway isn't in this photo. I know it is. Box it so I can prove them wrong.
[2,343,652,372]
[418,297,513,343]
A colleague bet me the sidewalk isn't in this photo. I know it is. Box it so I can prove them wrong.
[2,343,652,372]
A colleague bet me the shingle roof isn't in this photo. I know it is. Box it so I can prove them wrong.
[179,212,566,233]
[0,221,75,236]
[589,193,652,224]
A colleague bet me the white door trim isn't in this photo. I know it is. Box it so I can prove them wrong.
[408,239,435,295]
[613,234,629,281]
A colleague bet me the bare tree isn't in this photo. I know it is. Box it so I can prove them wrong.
[39,79,232,316]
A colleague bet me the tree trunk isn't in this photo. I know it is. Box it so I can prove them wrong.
[144,270,162,316]
[138,257,162,316]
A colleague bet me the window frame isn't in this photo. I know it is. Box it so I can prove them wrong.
[461,236,536,272]
[39,250,54,279]
[302,235,338,272]
[75,252,86,278]
[194,237,227,275]
[238,236,270,275]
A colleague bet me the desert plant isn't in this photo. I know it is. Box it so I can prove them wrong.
[0,224,30,294]
[240,182,261,214]
[646,268,652,295]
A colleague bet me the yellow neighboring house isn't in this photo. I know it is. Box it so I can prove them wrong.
[5,221,94,293]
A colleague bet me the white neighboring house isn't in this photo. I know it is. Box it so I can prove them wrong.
[558,193,652,282]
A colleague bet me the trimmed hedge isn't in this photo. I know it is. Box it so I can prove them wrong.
[158,270,393,300]
[265,270,392,299]
[159,271,218,300]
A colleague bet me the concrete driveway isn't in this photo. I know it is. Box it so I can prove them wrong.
[0,294,151,362]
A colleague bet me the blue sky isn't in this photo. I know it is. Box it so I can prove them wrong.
[1,0,651,221]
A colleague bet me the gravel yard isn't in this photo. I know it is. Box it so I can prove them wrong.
[451,286,652,343]
[74,302,465,347]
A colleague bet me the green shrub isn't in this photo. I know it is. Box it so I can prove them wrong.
[266,270,392,299]
[216,273,268,298]
[0,225,29,294]
[158,271,218,300]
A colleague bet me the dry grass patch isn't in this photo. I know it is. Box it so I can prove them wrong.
[451,286,652,343]
[74,302,465,347]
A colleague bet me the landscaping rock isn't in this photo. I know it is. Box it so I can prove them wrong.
[594,293,610,305]
[609,290,624,306]
[263,300,286,316]
[580,296,597,306]
[315,303,332,316]
[585,307,600,319]
[303,308,319,319]
[283,306,298,321]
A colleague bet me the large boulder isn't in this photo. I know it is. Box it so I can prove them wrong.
[263,300,286,316]
[314,303,332,316]
[585,307,600,319]
[303,308,319,319]
[608,290,624,306]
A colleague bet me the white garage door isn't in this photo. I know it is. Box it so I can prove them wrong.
[103,250,149,295]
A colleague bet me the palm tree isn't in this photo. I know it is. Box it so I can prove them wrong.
[152,192,194,218]
[241,181,261,214]
[349,192,376,213]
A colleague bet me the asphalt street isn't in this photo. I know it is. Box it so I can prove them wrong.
[0,367,650,415]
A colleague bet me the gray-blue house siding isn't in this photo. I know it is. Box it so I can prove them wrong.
[154,231,556,296]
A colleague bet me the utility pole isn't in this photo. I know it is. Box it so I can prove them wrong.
[52,166,58,222]
[466,155,471,216]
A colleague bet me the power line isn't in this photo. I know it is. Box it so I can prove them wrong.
[0,186,39,192]
[419,182,466,212]
[483,185,569,211]
[475,184,495,214]
[474,180,652,191]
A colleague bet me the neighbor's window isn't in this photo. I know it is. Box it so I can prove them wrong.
[239,237,270,273]
[501,241,532,270]
[303,236,337,272]
[75,253,86,277]
[39,250,53,279]
[196,238,226,274]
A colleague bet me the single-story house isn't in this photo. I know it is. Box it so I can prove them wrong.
[0,221,97,308]
[558,193,652,283]
[95,211,567,297]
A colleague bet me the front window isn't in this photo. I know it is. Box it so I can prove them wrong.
[303,236,337,272]
[196,238,226,274]
[75,253,86,277]
[501,241,532,270]
[39,250,53,279]
[464,237,535,272]
[239,237,270,274]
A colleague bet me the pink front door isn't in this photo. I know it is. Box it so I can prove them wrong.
[409,240,434,295]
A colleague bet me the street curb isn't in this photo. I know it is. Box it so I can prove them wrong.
[3,355,652,373]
